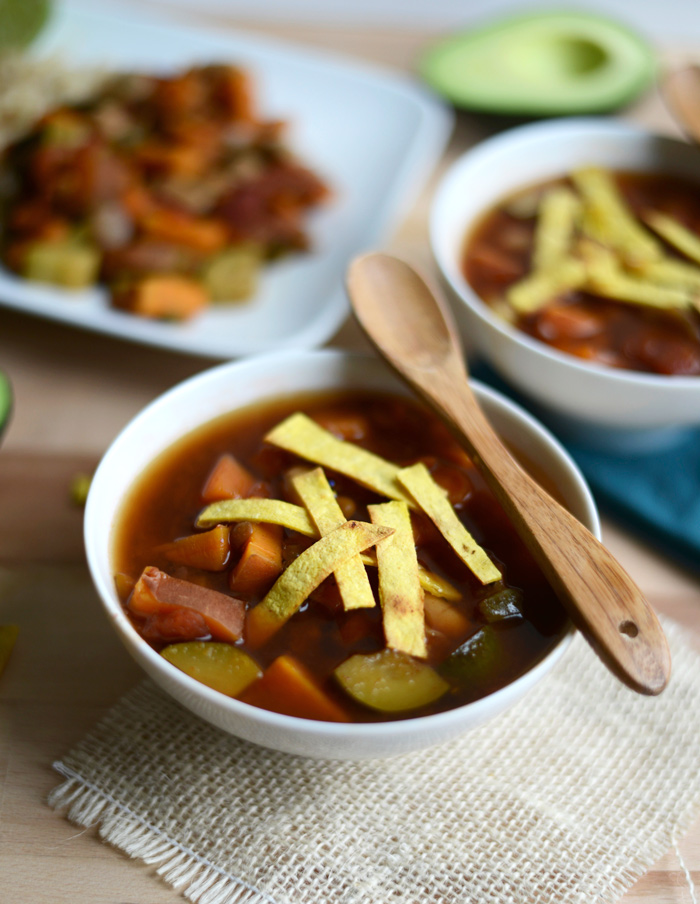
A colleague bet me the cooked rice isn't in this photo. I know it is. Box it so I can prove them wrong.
[0,52,107,148]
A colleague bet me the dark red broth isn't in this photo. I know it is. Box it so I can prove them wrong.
[114,391,568,722]
[463,172,700,376]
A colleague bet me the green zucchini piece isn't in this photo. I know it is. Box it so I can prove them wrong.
[161,642,261,697]
[439,626,503,692]
[202,244,263,302]
[334,649,449,713]
[23,240,100,289]
[478,588,524,623]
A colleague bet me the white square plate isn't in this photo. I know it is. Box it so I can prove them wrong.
[0,3,452,359]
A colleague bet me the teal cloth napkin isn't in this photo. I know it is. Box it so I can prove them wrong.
[472,363,700,574]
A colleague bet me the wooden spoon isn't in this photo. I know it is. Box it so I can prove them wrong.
[347,252,671,695]
[662,64,700,144]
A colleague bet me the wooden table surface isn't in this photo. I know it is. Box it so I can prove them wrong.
[1,6,700,902]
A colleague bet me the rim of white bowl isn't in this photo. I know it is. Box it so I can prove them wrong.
[430,116,700,392]
[85,348,599,746]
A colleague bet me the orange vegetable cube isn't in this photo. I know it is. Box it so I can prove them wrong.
[141,209,228,253]
[202,453,257,503]
[240,655,349,722]
[229,522,283,597]
[161,524,230,571]
[114,275,208,320]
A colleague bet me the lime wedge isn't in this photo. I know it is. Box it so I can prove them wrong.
[0,0,51,50]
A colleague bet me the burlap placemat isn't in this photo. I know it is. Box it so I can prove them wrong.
[50,619,700,904]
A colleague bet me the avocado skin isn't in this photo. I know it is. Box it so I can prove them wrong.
[0,370,13,443]
[420,10,656,116]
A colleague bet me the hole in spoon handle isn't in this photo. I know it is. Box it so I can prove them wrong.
[619,620,639,638]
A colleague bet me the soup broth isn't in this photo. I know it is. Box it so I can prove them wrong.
[114,390,568,722]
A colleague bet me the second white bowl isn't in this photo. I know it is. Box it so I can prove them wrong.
[430,118,700,450]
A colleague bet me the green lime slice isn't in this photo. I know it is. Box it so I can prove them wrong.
[0,0,52,51]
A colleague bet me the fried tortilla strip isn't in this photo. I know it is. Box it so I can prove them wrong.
[359,553,460,601]
[580,240,691,309]
[293,467,376,611]
[573,166,662,265]
[197,486,460,601]
[506,256,586,314]
[265,412,415,506]
[246,521,394,647]
[532,186,581,271]
[196,497,316,536]
[644,211,700,266]
[397,463,501,585]
[368,501,426,659]
[637,257,700,291]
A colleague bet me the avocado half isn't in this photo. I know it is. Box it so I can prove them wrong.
[420,10,656,116]
[0,370,13,444]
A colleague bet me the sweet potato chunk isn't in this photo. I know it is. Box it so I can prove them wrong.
[114,275,208,320]
[240,654,349,722]
[229,522,283,597]
[201,453,257,503]
[128,566,244,643]
[160,524,230,572]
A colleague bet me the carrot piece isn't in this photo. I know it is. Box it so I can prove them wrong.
[121,184,156,220]
[141,208,228,253]
[229,522,283,597]
[161,525,230,571]
[202,453,257,503]
[128,566,245,642]
[240,655,349,722]
[114,275,208,320]
[136,142,209,179]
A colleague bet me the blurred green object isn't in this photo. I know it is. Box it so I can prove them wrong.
[0,369,12,442]
[0,0,51,50]
[420,10,655,116]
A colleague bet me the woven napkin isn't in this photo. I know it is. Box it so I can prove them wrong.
[50,619,700,904]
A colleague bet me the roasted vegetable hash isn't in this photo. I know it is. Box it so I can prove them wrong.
[0,64,329,319]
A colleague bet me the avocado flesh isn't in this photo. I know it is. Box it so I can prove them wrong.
[421,11,655,115]
[0,370,12,442]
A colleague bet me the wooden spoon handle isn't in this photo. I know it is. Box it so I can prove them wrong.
[400,358,671,696]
